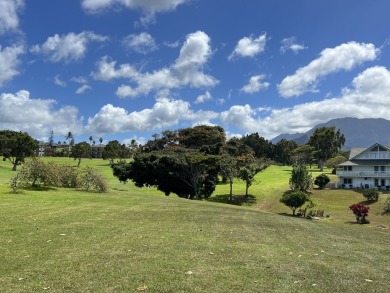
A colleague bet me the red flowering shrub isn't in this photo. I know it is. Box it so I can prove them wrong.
[349,203,370,224]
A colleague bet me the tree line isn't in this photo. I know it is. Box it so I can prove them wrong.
[110,125,346,200]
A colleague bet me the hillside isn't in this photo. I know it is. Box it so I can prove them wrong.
[272,117,390,149]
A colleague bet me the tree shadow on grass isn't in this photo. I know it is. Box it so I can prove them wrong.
[23,186,58,192]
[207,194,257,206]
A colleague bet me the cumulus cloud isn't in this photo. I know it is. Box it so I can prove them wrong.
[280,37,307,54]
[241,74,270,94]
[0,0,24,35]
[93,31,218,98]
[194,91,212,104]
[81,0,190,25]
[0,90,83,138]
[229,33,267,60]
[30,31,108,63]
[0,45,24,87]
[221,66,390,138]
[122,32,158,54]
[277,42,379,98]
[86,97,218,133]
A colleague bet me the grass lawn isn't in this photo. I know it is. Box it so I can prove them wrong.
[0,158,389,292]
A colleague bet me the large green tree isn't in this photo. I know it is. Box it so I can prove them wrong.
[274,139,298,165]
[308,127,345,171]
[102,140,129,164]
[0,130,37,171]
[70,141,92,167]
[112,150,219,199]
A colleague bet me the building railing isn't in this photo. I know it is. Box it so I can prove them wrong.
[336,171,390,177]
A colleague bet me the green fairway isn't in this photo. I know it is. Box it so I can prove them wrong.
[1,158,389,292]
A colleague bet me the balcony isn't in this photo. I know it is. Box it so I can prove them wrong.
[336,171,390,177]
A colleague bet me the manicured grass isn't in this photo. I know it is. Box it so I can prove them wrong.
[1,158,389,292]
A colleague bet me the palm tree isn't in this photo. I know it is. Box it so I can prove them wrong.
[89,135,93,145]
[99,137,103,144]
[65,131,73,157]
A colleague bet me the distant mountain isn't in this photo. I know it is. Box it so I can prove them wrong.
[272,118,390,149]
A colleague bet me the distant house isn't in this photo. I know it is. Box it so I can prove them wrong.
[91,144,105,158]
[336,143,390,189]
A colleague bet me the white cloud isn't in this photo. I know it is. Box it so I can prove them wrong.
[54,75,67,87]
[0,0,24,35]
[30,31,108,63]
[221,66,390,139]
[93,31,218,98]
[0,90,83,139]
[241,74,270,94]
[277,42,379,98]
[76,84,92,94]
[194,91,212,104]
[0,45,24,87]
[81,0,190,25]
[71,76,88,84]
[280,37,307,54]
[229,33,267,60]
[122,32,157,54]
[86,97,218,133]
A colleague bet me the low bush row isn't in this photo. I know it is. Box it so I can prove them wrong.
[10,158,107,193]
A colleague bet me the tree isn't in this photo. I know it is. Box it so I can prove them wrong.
[0,130,37,171]
[314,174,330,189]
[89,135,93,145]
[325,155,347,171]
[99,137,103,144]
[70,141,91,167]
[289,164,313,192]
[219,153,239,201]
[111,150,219,199]
[102,140,128,164]
[239,164,257,197]
[65,131,73,157]
[280,191,310,216]
[178,125,226,154]
[308,127,345,171]
[49,130,55,146]
[274,139,298,165]
[290,144,315,166]
[240,132,272,158]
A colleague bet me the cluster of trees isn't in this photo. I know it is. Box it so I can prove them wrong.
[111,125,271,200]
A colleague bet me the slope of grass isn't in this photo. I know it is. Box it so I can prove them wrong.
[1,158,389,292]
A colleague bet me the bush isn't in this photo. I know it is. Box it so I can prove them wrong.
[9,159,108,193]
[289,164,313,192]
[314,174,330,189]
[362,189,379,202]
[383,196,390,215]
[280,190,310,216]
[80,166,108,192]
[349,203,370,224]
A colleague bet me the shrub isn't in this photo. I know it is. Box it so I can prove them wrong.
[349,203,370,224]
[58,165,81,188]
[280,190,310,216]
[314,174,330,189]
[289,164,313,192]
[383,196,390,215]
[80,166,108,192]
[362,189,379,202]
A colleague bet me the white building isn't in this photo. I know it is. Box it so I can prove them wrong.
[337,143,390,190]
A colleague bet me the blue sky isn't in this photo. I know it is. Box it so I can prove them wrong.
[1,0,390,145]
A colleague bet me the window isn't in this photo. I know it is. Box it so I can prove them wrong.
[343,178,352,184]
[343,166,352,171]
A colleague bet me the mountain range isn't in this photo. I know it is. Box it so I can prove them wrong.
[271,118,390,149]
